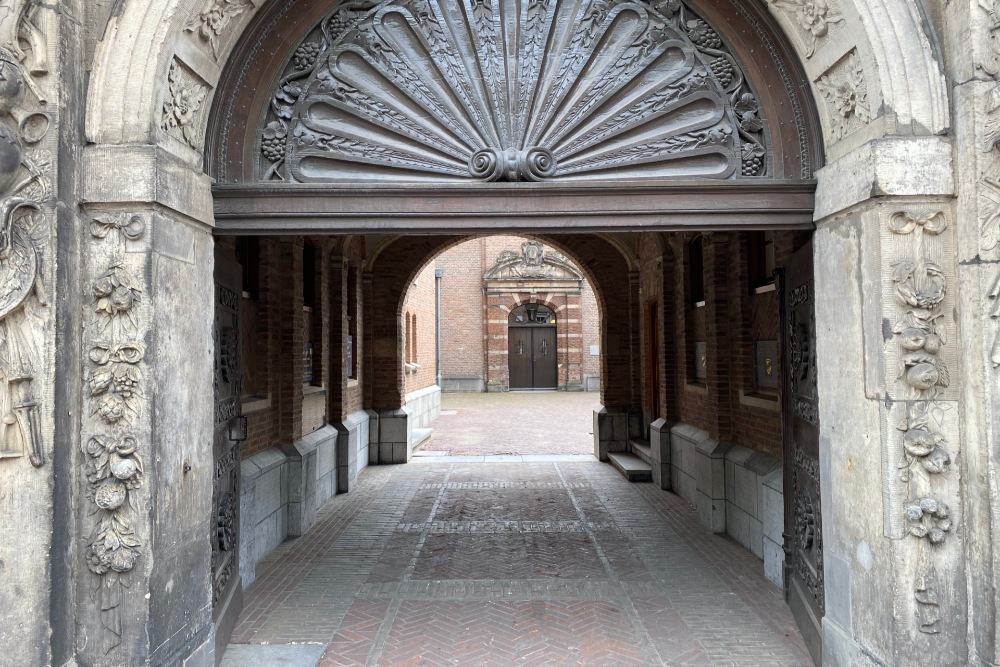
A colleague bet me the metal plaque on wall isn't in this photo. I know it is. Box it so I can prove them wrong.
[754,340,778,389]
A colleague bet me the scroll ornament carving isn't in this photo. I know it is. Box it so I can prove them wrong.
[161,60,209,149]
[260,0,768,182]
[0,2,52,468]
[815,51,869,139]
[85,215,148,651]
[185,0,252,60]
[769,0,843,58]
[914,562,941,634]
[485,241,585,280]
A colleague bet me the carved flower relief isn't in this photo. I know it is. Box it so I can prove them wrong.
[186,0,251,59]
[815,52,870,139]
[94,264,142,336]
[770,0,843,57]
[161,60,209,149]
[904,497,952,545]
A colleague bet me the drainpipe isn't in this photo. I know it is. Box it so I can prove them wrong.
[435,268,443,388]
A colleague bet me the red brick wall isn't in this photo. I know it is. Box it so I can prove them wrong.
[580,279,600,380]
[653,231,810,458]
[435,238,487,378]
[402,262,439,393]
[432,235,601,390]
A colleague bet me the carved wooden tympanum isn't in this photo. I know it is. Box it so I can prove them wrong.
[261,0,768,182]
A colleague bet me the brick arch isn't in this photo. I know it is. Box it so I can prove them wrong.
[364,233,635,410]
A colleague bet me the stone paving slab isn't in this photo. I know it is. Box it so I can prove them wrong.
[417,392,598,455]
[227,460,814,666]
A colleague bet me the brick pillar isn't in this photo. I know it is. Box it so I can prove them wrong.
[277,238,304,445]
[703,233,732,442]
[485,293,508,391]
[329,256,347,420]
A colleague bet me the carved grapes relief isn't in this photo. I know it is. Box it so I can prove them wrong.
[259,0,768,182]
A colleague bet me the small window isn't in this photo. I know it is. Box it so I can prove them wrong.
[405,312,412,363]
[688,237,705,305]
[748,231,776,291]
[347,263,358,379]
[509,304,555,324]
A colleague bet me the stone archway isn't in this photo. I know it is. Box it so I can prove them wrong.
[15,0,993,665]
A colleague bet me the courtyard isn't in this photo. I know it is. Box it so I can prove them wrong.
[415,392,599,457]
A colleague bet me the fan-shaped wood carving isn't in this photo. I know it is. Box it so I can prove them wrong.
[261,0,767,182]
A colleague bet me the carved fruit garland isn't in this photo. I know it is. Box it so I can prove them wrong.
[85,212,148,652]
[888,210,954,636]
[259,0,768,182]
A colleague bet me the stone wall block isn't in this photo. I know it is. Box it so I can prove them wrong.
[377,407,411,463]
[281,441,317,537]
[649,418,673,490]
[335,411,369,492]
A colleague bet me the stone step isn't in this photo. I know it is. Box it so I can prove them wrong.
[608,452,652,483]
[628,438,652,465]
[411,428,433,449]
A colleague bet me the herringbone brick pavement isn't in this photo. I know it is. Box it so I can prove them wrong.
[226,459,814,666]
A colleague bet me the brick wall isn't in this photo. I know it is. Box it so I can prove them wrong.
[432,235,601,391]
[402,262,439,393]
[655,231,810,458]
[435,237,487,378]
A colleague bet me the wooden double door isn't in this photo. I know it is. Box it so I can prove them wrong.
[508,326,557,389]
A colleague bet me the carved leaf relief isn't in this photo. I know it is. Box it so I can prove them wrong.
[260,0,768,182]
[815,50,869,140]
[768,0,842,58]
[162,60,209,150]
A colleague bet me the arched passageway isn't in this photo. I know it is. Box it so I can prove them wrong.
[9,0,986,664]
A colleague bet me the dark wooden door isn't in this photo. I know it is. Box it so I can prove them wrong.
[508,326,557,389]
[509,327,533,389]
[212,249,244,663]
[780,239,823,666]
[532,326,557,388]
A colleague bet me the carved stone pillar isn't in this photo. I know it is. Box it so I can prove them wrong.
[815,197,967,666]
[945,2,1000,662]
[0,2,65,665]
[77,152,217,665]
